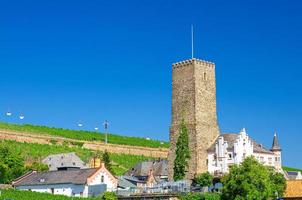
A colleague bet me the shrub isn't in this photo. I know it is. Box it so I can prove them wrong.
[100,191,117,200]
[194,172,214,187]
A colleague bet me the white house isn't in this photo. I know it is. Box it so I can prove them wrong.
[13,163,117,197]
[207,128,282,176]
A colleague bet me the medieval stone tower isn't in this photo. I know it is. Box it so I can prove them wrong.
[168,58,220,180]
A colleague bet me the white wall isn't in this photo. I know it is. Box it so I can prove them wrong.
[89,170,116,191]
[208,129,282,175]
[16,184,86,197]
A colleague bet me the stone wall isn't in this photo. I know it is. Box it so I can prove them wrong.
[168,58,220,180]
[0,130,168,158]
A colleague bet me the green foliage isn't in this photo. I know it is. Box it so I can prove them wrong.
[102,150,112,173]
[0,122,169,148]
[173,119,190,181]
[194,172,214,187]
[70,141,84,148]
[0,189,98,200]
[0,143,25,184]
[100,191,117,200]
[26,162,49,172]
[221,157,286,200]
[181,193,221,200]
[49,139,57,145]
[0,140,151,178]
[269,168,287,198]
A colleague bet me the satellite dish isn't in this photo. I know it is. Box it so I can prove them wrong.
[6,112,12,116]
[19,114,25,120]
[94,127,99,131]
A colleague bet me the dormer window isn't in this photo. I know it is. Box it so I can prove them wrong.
[40,178,45,183]
[101,175,104,183]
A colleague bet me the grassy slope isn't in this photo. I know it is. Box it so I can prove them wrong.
[0,140,151,176]
[282,166,302,173]
[0,122,169,148]
[0,189,98,200]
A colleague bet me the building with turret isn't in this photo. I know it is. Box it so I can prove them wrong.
[207,129,282,176]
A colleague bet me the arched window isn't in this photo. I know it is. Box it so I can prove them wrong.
[101,175,104,183]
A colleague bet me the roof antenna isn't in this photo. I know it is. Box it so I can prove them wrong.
[191,25,194,59]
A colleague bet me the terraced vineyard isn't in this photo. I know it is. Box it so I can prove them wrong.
[0,140,151,176]
[0,189,98,200]
[0,122,169,148]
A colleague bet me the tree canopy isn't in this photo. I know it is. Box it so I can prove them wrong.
[194,172,214,187]
[221,156,286,200]
[173,119,190,181]
[0,142,25,183]
[102,150,113,173]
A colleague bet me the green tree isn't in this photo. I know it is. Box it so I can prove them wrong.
[269,168,286,198]
[195,172,214,187]
[102,150,112,172]
[173,119,190,181]
[0,142,25,183]
[221,157,286,200]
[100,191,117,200]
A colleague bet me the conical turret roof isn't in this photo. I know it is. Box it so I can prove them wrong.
[271,133,281,151]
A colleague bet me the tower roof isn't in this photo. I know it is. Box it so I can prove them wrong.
[271,133,281,151]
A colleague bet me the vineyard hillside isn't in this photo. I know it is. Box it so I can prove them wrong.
[0,122,169,148]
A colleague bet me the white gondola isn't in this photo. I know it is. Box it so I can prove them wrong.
[94,127,99,131]
[6,112,12,116]
[19,115,25,120]
[77,123,83,127]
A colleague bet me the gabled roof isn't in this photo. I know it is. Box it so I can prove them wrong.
[124,160,168,177]
[42,152,88,171]
[284,171,302,180]
[118,176,141,188]
[208,133,274,155]
[13,168,98,186]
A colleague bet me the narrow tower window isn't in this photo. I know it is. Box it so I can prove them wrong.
[203,72,207,81]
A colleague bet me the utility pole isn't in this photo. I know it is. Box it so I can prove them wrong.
[103,120,109,144]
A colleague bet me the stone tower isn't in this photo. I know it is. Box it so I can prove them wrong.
[168,58,220,180]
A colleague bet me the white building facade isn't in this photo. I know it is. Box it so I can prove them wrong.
[13,163,117,197]
[207,128,282,175]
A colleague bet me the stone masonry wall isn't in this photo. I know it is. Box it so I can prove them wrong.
[168,58,220,180]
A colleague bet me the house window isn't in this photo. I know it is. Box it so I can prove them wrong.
[228,153,232,159]
[101,175,104,183]
[51,188,54,194]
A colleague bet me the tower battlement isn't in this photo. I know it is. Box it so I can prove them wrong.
[172,58,214,69]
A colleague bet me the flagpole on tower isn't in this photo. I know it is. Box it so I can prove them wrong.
[191,24,194,59]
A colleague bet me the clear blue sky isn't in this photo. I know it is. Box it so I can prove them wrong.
[0,0,302,168]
